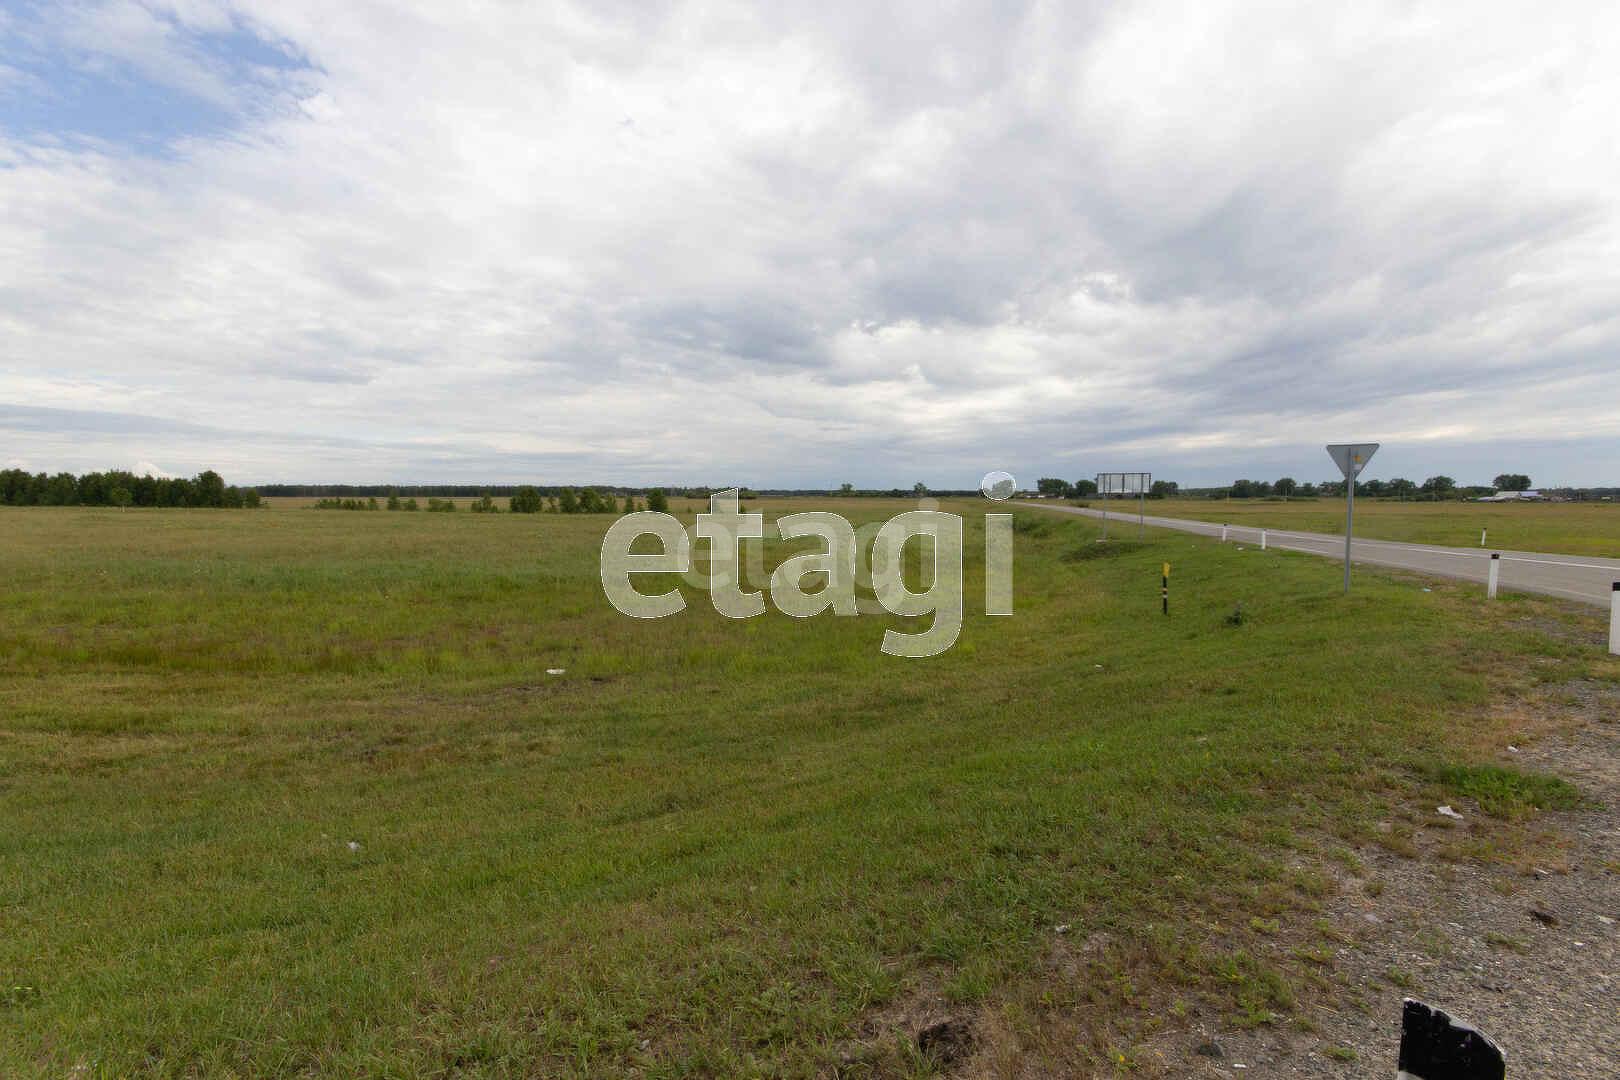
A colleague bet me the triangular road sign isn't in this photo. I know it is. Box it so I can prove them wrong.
[1326,443,1379,480]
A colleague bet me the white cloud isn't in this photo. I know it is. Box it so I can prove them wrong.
[2,0,1618,486]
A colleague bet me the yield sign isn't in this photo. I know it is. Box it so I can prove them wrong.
[1326,443,1379,479]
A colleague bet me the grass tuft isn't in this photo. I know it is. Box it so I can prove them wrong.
[1417,762,1586,818]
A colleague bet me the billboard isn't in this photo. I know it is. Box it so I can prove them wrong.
[1096,472,1151,496]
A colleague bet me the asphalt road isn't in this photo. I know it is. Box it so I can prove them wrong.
[1013,501,1620,609]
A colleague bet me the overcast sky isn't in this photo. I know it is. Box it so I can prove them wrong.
[3,1,1618,489]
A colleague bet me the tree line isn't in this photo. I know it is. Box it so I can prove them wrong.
[0,468,260,508]
[512,485,666,514]
[311,486,675,514]
[1036,478,1178,498]
[1221,475,1524,500]
[264,483,750,499]
[1038,474,1539,501]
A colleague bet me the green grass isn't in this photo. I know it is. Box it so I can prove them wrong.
[1417,761,1587,818]
[0,501,1610,1077]
[1114,497,1620,557]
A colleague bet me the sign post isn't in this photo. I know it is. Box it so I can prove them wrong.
[1325,443,1379,593]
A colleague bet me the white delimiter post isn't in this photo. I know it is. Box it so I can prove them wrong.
[1261,529,1267,551]
[1221,523,1228,542]
[1610,583,1619,655]
[1487,553,1500,599]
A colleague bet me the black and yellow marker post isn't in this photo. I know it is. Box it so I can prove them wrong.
[1162,562,1169,615]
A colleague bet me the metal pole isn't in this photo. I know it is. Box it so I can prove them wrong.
[1101,488,1108,541]
[1139,490,1144,539]
[1487,553,1500,599]
[1343,482,1354,593]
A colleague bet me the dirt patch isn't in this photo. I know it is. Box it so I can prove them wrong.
[1127,691,1619,1078]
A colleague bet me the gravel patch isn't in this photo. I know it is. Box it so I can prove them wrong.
[1147,684,1619,1078]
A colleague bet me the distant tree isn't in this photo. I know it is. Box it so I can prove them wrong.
[0,468,25,504]
[1420,475,1456,496]
[109,486,132,509]
[1273,477,1296,496]
[224,485,245,508]
[1230,479,1256,498]
[1296,482,1318,497]
[646,488,669,513]
[76,471,107,506]
[1387,478,1416,499]
[557,487,579,514]
[403,497,420,511]
[194,470,226,508]
[387,493,402,511]
[622,495,637,514]
[1358,478,1385,496]
[840,482,854,494]
[1493,473,1532,492]
[129,474,155,506]
[469,494,497,513]
[509,486,543,513]
[1072,479,1098,496]
[914,481,928,496]
[1036,477,1069,497]
[1148,480,1178,499]
[45,472,78,505]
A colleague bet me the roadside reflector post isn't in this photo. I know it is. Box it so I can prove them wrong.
[1481,528,1487,548]
[1487,553,1500,599]
[1261,529,1267,551]
[1326,442,1380,594]
[1221,523,1228,542]
[1162,562,1170,615]
[1610,583,1619,656]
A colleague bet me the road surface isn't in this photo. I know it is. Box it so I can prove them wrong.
[1013,501,1620,608]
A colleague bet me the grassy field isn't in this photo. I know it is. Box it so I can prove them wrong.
[1,501,1613,1077]
[1098,497,1620,557]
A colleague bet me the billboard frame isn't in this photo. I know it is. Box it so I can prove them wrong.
[1096,472,1152,540]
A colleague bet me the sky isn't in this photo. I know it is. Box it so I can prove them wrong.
[2,0,1618,490]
